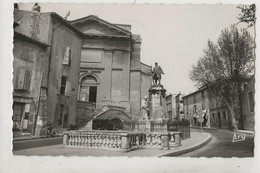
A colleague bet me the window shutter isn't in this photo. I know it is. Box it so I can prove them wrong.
[21,46,29,61]
[63,47,70,65]
[14,70,20,89]
[65,79,71,96]
[57,76,61,94]
[24,70,31,91]
[69,49,72,66]
[54,103,61,123]
[17,69,25,90]
[28,49,35,62]
[64,105,69,126]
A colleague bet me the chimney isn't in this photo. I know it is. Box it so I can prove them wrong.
[32,3,41,12]
[14,3,19,9]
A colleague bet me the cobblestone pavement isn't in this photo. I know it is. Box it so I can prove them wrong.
[180,128,254,157]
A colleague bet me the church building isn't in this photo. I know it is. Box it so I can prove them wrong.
[71,15,152,125]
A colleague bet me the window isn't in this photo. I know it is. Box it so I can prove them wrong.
[223,111,226,120]
[248,92,254,112]
[63,47,72,66]
[193,95,196,103]
[79,75,98,103]
[60,76,67,95]
[193,105,197,114]
[12,103,24,130]
[58,105,65,126]
[21,46,34,62]
[14,69,31,91]
[80,86,97,103]
[201,91,205,99]
[212,113,215,124]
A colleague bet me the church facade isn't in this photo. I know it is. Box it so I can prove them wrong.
[72,16,152,125]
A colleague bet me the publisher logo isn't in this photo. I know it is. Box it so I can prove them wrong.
[232,133,246,142]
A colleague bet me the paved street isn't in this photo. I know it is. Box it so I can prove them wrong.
[13,132,210,156]
[180,128,254,157]
[13,137,63,151]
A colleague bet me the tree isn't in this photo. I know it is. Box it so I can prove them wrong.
[190,25,255,130]
[237,4,256,28]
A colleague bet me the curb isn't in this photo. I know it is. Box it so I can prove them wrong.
[157,133,211,157]
[191,126,217,130]
[236,130,255,136]
[13,136,62,142]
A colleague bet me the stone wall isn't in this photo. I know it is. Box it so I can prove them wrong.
[76,101,99,128]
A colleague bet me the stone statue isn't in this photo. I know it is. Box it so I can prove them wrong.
[140,96,150,121]
[152,62,164,85]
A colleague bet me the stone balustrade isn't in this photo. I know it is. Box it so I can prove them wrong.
[63,130,181,152]
[63,130,145,152]
[145,131,181,149]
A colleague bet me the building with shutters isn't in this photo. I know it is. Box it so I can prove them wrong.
[166,93,185,122]
[13,32,50,136]
[14,8,83,136]
[183,79,255,130]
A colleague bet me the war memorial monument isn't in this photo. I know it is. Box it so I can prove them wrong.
[63,63,190,151]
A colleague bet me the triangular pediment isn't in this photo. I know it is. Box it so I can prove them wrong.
[93,109,131,122]
[70,15,131,37]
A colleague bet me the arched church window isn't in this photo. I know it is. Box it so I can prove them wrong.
[79,75,98,103]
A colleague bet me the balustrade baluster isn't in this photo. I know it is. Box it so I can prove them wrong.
[71,134,75,146]
[117,135,122,148]
[96,134,99,148]
[94,135,97,148]
[77,134,81,146]
[91,134,95,147]
[152,134,156,146]
[88,134,92,147]
[106,135,110,148]
[98,134,101,147]
[111,135,115,148]
[76,134,79,146]
[85,135,89,147]
[136,135,139,147]
[84,134,88,147]
[68,134,72,145]
[129,135,133,148]
[170,133,175,146]
[146,134,150,145]
[158,134,162,146]
[81,134,85,146]
[114,135,118,148]
[78,134,81,146]
[100,134,105,148]
[103,135,107,148]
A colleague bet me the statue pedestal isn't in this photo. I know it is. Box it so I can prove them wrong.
[137,84,169,132]
[148,85,169,122]
[138,120,151,132]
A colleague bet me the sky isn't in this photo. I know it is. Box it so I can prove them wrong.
[18,3,248,95]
